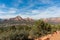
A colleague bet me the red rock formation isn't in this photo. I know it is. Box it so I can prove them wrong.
[43,17,60,23]
[24,17,34,21]
[9,16,23,21]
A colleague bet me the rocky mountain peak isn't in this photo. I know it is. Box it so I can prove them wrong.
[9,16,23,21]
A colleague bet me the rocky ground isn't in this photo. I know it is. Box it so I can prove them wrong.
[35,31,60,40]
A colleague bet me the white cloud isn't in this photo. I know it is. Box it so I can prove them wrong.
[8,10,16,14]
[0,10,6,14]
[13,0,23,7]
[0,5,60,19]
[0,8,17,15]
[29,6,60,19]
[8,8,17,14]
[0,4,6,8]
[39,0,53,4]
[0,13,29,19]
[0,15,17,19]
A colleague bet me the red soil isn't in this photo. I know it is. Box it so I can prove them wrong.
[35,31,60,40]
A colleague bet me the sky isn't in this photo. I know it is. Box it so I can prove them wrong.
[0,0,60,19]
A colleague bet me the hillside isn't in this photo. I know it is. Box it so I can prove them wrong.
[0,18,60,40]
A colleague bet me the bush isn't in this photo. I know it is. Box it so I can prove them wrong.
[0,20,60,40]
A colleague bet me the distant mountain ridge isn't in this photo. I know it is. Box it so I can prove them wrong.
[0,16,60,24]
[9,16,23,21]
[0,16,34,26]
[43,17,60,24]
[8,16,34,21]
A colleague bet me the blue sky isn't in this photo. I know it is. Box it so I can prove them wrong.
[0,0,60,19]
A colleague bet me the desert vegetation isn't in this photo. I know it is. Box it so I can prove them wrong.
[0,20,60,40]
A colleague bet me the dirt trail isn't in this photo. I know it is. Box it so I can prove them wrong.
[35,31,60,40]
